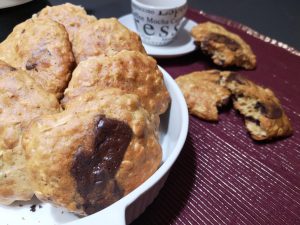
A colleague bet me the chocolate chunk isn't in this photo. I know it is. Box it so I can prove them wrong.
[208,33,241,51]
[30,204,36,212]
[226,72,246,85]
[255,102,282,119]
[201,33,241,51]
[71,116,133,215]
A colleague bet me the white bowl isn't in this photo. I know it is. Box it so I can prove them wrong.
[0,0,32,9]
[0,66,189,225]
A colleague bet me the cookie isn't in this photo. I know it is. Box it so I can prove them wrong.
[191,22,256,70]
[62,50,170,116]
[22,88,161,215]
[220,72,293,140]
[0,60,16,76]
[72,18,146,63]
[0,60,60,205]
[0,18,75,99]
[34,3,97,43]
[176,70,231,121]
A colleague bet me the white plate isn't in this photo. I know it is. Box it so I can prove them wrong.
[119,14,197,58]
[0,0,32,9]
[0,67,189,225]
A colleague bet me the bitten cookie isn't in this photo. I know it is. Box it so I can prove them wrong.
[34,3,97,43]
[191,22,256,70]
[62,50,170,116]
[0,60,60,205]
[220,72,293,140]
[22,88,162,215]
[0,18,75,99]
[176,70,231,121]
[72,18,146,63]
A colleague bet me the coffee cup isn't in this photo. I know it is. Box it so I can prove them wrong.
[131,0,188,46]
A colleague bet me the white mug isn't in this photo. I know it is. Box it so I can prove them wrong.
[131,0,188,46]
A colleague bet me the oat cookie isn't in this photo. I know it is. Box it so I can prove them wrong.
[220,72,293,140]
[0,61,60,205]
[22,88,161,215]
[0,18,75,98]
[34,3,97,43]
[72,18,146,63]
[62,50,170,116]
[176,70,231,121]
[191,22,256,69]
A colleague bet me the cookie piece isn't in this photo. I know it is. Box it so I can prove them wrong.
[62,50,170,116]
[0,60,60,205]
[176,70,231,121]
[0,18,75,99]
[72,18,146,63]
[220,72,293,140]
[191,22,256,70]
[22,88,161,215]
[34,3,97,43]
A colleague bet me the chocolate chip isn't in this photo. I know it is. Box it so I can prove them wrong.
[255,102,282,119]
[226,72,246,85]
[208,33,241,51]
[71,116,133,215]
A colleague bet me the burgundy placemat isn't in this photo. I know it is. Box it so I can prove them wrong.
[132,8,300,225]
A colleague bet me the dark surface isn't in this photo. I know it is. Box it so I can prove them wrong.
[0,0,300,50]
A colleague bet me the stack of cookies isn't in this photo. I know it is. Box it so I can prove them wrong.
[176,22,292,141]
[0,3,170,216]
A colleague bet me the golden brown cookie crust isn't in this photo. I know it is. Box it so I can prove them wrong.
[72,18,146,63]
[22,88,161,215]
[0,62,60,205]
[62,50,170,116]
[191,22,256,70]
[176,70,231,121]
[34,3,97,43]
[0,18,75,99]
[220,72,293,140]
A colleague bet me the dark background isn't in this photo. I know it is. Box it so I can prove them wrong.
[0,0,299,50]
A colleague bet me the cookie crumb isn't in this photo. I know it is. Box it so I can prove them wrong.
[39,204,42,209]
[30,204,36,212]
